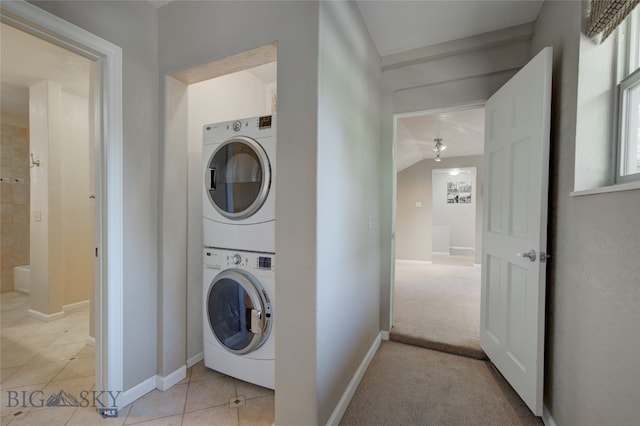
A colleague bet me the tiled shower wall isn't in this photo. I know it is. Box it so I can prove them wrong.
[0,124,30,292]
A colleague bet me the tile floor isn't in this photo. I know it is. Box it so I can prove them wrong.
[1,292,274,425]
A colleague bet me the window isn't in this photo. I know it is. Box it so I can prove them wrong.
[616,6,640,182]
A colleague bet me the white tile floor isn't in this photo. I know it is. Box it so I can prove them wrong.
[1,292,274,425]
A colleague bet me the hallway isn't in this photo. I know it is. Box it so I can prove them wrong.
[341,341,542,425]
[391,257,484,359]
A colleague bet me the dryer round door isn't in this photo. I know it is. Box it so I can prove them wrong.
[204,136,271,220]
[206,269,272,355]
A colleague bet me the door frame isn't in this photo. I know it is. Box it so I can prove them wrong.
[389,102,484,330]
[1,0,124,402]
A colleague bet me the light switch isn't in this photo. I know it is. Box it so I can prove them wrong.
[415,201,422,208]
[33,209,42,222]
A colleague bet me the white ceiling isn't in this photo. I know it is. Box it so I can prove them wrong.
[355,0,543,57]
[397,108,485,172]
[352,0,542,171]
[4,2,542,167]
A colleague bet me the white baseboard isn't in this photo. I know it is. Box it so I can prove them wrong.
[326,332,382,426]
[432,251,450,256]
[449,246,474,251]
[120,376,156,408]
[156,365,187,391]
[380,330,390,341]
[395,259,433,265]
[473,263,482,269]
[86,336,96,347]
[542,404,557,426]
[63,299,90,312]
[187,351,204,368]
[28,308,65,322]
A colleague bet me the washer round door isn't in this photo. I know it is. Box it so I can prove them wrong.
[204,136,271,220]
[206,269,272,355]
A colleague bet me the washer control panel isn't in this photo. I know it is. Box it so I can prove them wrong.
[204,248,275,272]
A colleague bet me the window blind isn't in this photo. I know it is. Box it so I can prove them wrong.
[586,0,639,40]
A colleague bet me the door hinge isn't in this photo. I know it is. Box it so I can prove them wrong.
[540,251,550,263]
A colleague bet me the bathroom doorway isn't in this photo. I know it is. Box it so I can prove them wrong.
[0,20,96,403]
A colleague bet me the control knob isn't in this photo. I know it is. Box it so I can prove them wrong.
[231,254,242,265]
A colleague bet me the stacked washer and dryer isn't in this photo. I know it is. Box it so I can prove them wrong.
[202,115,276,389]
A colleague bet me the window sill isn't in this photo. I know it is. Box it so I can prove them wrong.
[571,180,640,196]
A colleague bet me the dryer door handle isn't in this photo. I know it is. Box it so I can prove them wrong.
[250,309,263,336]
[209,168,217,190]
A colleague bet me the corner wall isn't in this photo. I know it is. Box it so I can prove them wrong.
[317,1,382,422]
[532,1,640,424]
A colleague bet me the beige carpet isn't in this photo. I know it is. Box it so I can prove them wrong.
[340,341,542,425]
[391,258,485,359]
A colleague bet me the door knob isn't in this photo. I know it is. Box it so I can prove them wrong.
[516,250,536,262]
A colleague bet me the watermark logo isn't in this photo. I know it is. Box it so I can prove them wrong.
[46,390,80,407]
[6,389,121,417]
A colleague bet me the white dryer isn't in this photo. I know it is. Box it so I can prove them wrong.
[203,247,275,389]
[202,115,276,253]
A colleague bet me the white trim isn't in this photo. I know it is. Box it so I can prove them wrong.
[571,180,640,196]
[395,259,433,265]
[380,330,390,341]
[473,263,482,269]
[432,251,451,256]
[449,246,475,251]
[326,332,382,426]
[86,336,96,347]
[187,351,204,368]
[28,308,65,322]
[542,404,557,426]
[1,0,124,404]
[156,365,187,392]
[63,299,90,312]
[119,376,156,408]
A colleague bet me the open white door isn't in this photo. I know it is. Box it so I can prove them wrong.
[480,47,552,416]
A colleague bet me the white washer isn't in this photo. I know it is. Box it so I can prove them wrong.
[203,247,275,389]
[202,115,276,253]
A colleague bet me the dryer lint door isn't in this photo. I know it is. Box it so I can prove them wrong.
[206,269,272,355]
[205,136,271,220]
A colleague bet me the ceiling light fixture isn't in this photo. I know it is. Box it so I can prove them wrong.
[433,137,446,162]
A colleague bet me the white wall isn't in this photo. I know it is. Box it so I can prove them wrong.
[574,32,617,190]
[61,91,92,306]
[28,80,63,316]
[532,1,640,425]
[316,1,382,422]
[185,69,273,363]
[396,156,484,263]
[432,168,477,252]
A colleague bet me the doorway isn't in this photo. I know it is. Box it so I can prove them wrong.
[391,105,485,359]
[1,21,97,406]
[1,0,124,410]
